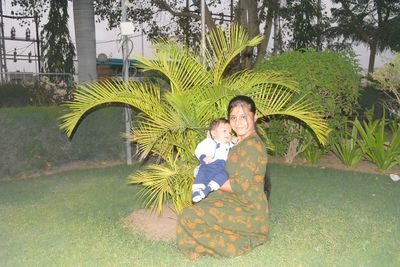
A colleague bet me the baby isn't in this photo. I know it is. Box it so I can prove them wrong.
[192,118,236,203]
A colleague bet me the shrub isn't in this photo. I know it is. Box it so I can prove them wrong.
[0,106,127,178]
[29,76,74,105]
[371,53,400,119]
[0,83,32,107]
[358,83,388,120]
[0,77,75,107]
[256,49,362,162]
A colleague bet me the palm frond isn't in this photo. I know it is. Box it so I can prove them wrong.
[130,163,176,214]
[206,24,263,85]
[262,95,331,144]
[134,40,211,93]
[226,70,299,93]
[188,89,219,128]
[129,157,194,214]
[164,92,205,129]
[188,84,234,119]
[59,79,160,137]
[132,94,205,160]
[222,71,330,144]
[132,119,170,160]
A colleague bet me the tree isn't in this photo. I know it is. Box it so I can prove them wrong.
[59,25,330,214]
[11,0,97,82]
[330,0,400,74]
[41,0,75,75]
[280,0,331,51]
[73,0,97,82]
[95,0,281,68]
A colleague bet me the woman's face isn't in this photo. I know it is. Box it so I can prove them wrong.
[229,104,257,140]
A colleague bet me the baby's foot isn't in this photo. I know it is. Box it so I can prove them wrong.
[208,180,220,191]
[192,190,205,203]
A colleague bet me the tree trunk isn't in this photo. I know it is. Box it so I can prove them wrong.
[73,0,97,82]
[368,41,377,75]
[285,138,299,163]
[273,10,280,54]
[238,0,260,68]
[254,8,273,64]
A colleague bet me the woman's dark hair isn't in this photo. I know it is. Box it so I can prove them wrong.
[227,95,256,117]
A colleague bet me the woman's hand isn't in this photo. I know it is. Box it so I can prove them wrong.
[219,180,233,193]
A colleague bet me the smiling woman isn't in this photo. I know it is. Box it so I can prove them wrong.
[177,95,269,260]
[228,96,257,141]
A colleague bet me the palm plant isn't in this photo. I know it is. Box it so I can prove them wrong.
[60,24,330,214]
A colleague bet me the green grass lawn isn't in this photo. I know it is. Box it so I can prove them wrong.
[1,164,399,266]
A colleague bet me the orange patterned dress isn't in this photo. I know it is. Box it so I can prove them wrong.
[176,133,269,260]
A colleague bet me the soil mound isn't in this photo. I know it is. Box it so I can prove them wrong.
[122,207,177,242]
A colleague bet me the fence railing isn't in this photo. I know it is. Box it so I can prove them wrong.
[0,72,75,85]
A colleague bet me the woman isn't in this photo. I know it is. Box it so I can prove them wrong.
[177,95,269,260]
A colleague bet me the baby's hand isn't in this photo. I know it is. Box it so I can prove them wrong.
[203,156,213,164]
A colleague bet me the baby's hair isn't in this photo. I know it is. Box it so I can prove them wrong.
[209,118,229,140]
[209,118,229,131]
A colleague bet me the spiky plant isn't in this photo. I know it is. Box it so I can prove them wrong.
[60,24,330,214]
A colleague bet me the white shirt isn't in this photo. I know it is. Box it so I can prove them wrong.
[195,138,235,162]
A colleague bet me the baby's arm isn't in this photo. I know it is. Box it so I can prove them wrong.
[195,138,216,164]
[202,156,213,164]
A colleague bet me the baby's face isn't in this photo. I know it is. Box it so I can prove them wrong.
[211,123,232,144]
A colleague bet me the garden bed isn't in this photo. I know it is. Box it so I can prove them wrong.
[269,154,400,176]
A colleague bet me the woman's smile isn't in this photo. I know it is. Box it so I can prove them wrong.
[229,105,256,140]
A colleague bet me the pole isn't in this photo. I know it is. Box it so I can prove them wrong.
[34,13,41,72]
[141,23,144,57]
[316,0,322,51]
[201,0,206,62]
[0,0,7,82]
[121,0,132,165]
[230,0,233,22]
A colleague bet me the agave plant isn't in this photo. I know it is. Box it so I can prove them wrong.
[60,24,330,214]
[354,116,400,172]
[333,121,363,167]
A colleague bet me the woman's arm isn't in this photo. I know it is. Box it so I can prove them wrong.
[219,180,233,193]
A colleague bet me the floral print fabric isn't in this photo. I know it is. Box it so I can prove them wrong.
[177,133,269,259]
